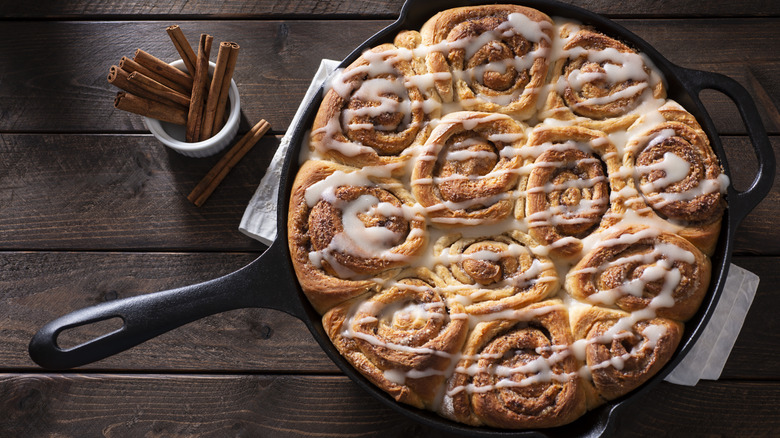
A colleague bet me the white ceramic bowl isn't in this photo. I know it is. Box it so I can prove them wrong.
[144,59,240,158]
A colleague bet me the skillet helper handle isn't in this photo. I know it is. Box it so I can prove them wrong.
[674,66,776,226]
[29,242,302,370]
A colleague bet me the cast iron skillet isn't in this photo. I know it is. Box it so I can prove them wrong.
[30,0,775,436]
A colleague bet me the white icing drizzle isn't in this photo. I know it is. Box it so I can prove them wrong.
[296,9,730,414]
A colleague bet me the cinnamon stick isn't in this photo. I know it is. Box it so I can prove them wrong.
[200,41,232,141]
[127,71,191,108]
[188,119,271,207]
[210,42,240,135]
[114,91,188,125]
[109,66,162,106]
[166,25,197,76]
[165,25,211,92]
[119,56,189,96]
[185,34,213,143]
[109,65,190,109]
[134,48,194,94]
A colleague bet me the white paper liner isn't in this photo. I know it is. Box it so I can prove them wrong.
[239,58,760,387]
[665,263,759,385]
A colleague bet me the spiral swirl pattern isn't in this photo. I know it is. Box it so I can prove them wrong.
[572,306,683,401]
[434,230,559,314]
[625,101,727,255]
[288,160,427,313]
[310,36,438,171]
[323,268,468,409]
[541,23,666,132]
[421,4,553,119]
[518,125,623,258]
[412,111,526,226]
[566,226,711,321]
[443,301,586,428]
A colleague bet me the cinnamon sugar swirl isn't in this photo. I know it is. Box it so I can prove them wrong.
[411,111,526,226]
[624,101,728,255]
[440,300,587,428]
[433,230,559,315]
[288,3,728,430]
[421,4,553,119]
[541,22,666,132]
[310,34,439,172]
[288,160,427,313]
[516,125,625,258]
[571,306,684,402]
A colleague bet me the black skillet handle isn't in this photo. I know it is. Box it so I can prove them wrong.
[673,66,776,226]
[29,242,303,370]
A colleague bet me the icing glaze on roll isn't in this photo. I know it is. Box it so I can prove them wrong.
[288,4,727,430]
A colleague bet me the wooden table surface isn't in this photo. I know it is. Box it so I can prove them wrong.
[1,0,778,436]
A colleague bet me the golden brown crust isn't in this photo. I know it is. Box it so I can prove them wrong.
[420,4,553,119]
[541,23,666,132]
[434,230,559,314]
[322,268,468,409]
[441,300,587,428]
[288,160,427,313]
[288,4,727,430]
[566,225,712,321]
[309,41,439,172]
[516,125,625,258]
[624,101,726,255]
[412,111,527,227]
[571,306,683,400]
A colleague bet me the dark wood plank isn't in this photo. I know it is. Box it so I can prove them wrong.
[1,252,777,378]
[0,20,386,134]
[0,251,335,372]
[1,20,778,134]
[616,380,780,437]
[0,374,778,437]
[1,133,776,253]
[721,257,780,380]
[0,133,280,251]
[0,0,777,19]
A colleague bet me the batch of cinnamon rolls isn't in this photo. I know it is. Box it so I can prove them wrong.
[287,4,728,429]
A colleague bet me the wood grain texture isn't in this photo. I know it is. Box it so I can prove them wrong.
[0,374,778,437]
[0,0,777,18]
[1,252,777,378]
[0,251,335,372]
[0,133,774,253]
[0,20,778,134]
[721,257,780,380]
[1,3,777,436]
[0,134,280,251]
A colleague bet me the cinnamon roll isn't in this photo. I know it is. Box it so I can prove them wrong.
[516,125,625,258]
[412,111,526,226]
[288,160,427,313]
[322,268,468,409]
[571,306,683,402]
[441,300,587,428]
[566,225,711,321]
[434,230,559,314]
[288,4,729,430]
[624,101,727,255]
[420,4,553,119]
[541,23,666,132]
[309,33,439,172]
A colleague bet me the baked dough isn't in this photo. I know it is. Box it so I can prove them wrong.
[288,4,727,429]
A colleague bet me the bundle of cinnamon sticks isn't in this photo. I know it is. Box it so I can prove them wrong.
[108,25,239,143]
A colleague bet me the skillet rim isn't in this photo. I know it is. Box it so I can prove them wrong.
[274,0,746,435]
